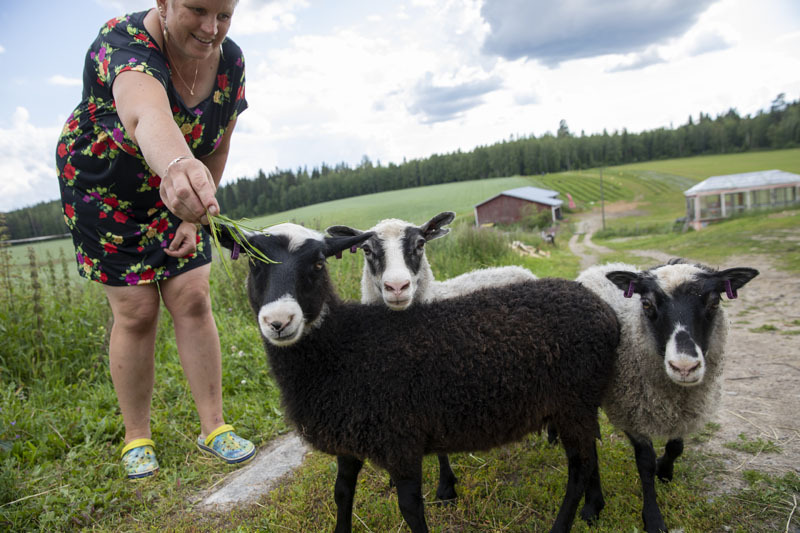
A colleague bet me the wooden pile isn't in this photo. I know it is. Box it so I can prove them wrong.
[511,240,550,258]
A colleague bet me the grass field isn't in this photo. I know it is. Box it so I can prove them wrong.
[1,148,799,531]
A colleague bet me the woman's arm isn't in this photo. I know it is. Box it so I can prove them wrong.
[200,118,238,187]
[112,70,218,223]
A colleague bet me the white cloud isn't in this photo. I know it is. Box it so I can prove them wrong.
[606,47,667,73]
[0,108,61,211]
[233,0,309,35]
[0,44,5,54]
[48,75,82,87]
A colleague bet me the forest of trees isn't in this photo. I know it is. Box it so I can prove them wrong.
[4,94,799,240]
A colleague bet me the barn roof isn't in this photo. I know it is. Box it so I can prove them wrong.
[684,169,800,196]
[476,186,563,208]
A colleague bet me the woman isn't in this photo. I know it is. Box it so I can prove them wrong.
[55,0,254,479]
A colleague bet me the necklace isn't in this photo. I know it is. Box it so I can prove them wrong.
[169,52,199,96]
[164,37,199,96]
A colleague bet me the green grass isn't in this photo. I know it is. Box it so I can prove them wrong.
[3,148,800,532]
[723,434,782,455]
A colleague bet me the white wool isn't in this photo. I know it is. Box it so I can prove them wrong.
[577,262,729,440]
[267,223,323,251]
[362,219,537,306]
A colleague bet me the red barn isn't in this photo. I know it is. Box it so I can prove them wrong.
[474,186,563,226]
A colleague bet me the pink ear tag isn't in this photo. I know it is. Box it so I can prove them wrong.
[335,251,343,259]
[230,243,240,260]
[724,279,737,299]
[624,280,635,298]
[350,245,357,254]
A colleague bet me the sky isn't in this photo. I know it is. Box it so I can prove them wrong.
[1,0,799,212]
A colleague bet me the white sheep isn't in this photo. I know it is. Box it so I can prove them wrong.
[328,211,537,311]
[577,259,758,533]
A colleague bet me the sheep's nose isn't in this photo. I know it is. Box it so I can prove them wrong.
[669,359,700,378]
[267,316,293,332]
[384,280,410,295]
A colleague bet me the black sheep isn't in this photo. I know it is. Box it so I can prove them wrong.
[218,222,620,533]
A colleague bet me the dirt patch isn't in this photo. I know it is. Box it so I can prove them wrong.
[570,205,800,495]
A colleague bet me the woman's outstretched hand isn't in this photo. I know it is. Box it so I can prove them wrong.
[160,157,220,224]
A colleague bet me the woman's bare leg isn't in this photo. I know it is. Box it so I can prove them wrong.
[159,264,224,437]
[104,283,161,444]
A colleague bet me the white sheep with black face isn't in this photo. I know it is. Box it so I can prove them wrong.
[327,212,536,311]
[577,259,759,533]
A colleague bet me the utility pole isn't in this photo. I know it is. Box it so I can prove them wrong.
[600,167,606,231]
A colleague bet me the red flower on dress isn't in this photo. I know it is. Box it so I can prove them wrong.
[64,204,75,218]
[99,212,108,219]
[217,74,229,90]
[148,175,161,188]
[91,140,108,156]
[84,257,94,267]
[62,163,76,181]
[68,119,78,131]
[100,272,108,283]
[236,85,245,101]
[57,143,68,158]
[157,219,169,233]
[103,197,119,208]
[141,269,156,281]
[113,211,129,224]
[104,243,118,254]
[191,124,203,140]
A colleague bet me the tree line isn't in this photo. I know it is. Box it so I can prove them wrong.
[4,94,799,240]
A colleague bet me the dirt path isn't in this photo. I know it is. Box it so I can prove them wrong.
[570,205,800,494]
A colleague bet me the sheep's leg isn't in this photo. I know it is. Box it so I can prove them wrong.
[549,433,595,533]
[655,438,683,482]
[579,442,605,524]
[626,433,668,533]
[392,460,428,533]
[333,455,363,533]
[435,454,458,502]
[547,422,559,445]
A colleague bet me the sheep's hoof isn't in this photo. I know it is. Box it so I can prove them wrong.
[655,458,674,482]
[580,496,605,524]
[435,486,458,503]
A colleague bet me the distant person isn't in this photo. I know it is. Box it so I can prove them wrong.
[54,0,255,479]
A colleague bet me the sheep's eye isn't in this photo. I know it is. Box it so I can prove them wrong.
[314,260,325,271]
[706,296,720,313]
[641,298,656,317]
[362,245,372,256]
[416,238,425,250]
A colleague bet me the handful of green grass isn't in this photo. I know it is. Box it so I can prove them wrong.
[206,213,277,279]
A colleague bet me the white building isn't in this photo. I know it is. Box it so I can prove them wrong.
[683,169,800,230]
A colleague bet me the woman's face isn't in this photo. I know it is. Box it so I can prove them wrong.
[160,0,237,60]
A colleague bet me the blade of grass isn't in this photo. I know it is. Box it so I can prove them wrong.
[207,213,279,280]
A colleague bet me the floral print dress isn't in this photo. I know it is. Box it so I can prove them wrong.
[55,10,247,286]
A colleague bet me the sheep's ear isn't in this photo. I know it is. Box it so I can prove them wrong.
[212,223,253,252]
[326,225,364,238]
[706,267,759,299]
[323,231,375,258]
[606,270,644,298]
[419,211,455,241]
